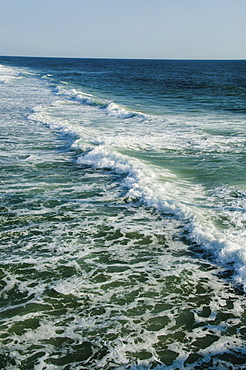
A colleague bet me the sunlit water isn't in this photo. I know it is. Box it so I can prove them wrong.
[0,57,246,369]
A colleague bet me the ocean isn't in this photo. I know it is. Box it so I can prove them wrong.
[0,56,246,369]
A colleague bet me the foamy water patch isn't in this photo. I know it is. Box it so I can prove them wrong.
[76,143,246,292]
[28,102,88,143]
[25,74,246,293]
[2,57,246,369]
[28,94,246,162]
[30,103,246,290]
[77,145,188,212]
[0,64,22,84]
[55,85,147,120]
[27,97,246,292]
[1,201,245,369]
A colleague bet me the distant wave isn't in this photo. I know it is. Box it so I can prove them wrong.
[0,64,22,84]
[54,86,147,120]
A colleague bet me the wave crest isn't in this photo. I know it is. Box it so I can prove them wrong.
[55,86,147,120]
[0,64,22,84]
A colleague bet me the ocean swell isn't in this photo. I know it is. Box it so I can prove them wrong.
[54,85,147,120]
[27,90,246,293]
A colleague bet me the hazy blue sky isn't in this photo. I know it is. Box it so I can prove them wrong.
[0,0,246,59]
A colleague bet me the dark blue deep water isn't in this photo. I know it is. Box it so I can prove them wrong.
[0,56,246,369]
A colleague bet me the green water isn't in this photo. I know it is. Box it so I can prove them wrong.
[1,58,246,369]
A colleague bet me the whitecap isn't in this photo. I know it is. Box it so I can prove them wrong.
[0,64,22,83]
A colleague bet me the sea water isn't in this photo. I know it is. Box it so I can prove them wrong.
[0,57,246,369]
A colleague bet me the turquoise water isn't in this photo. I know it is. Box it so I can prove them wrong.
[0,57,246,369]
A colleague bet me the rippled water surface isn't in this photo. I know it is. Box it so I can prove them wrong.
[0,57,246,369]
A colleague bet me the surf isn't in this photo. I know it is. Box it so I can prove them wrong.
[1,57,246,370]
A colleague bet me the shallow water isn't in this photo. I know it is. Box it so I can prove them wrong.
[0,57,246,369]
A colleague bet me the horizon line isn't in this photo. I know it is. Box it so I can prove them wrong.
[1,54,246,61]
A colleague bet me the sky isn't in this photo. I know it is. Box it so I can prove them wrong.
[0,0,246,59]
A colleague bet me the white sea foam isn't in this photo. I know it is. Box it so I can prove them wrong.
[78,146,246,280]
[0,64,22,83]
[2,59,246,370]
[55,85,147,120]
[76,144,246,291]
[27,92,246,292]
